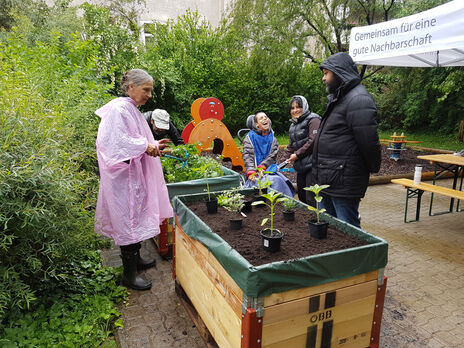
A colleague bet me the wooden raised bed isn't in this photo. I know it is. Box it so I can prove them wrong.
[172,192,388,348]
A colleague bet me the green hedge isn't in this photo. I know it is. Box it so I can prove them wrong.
[0,24,125,345]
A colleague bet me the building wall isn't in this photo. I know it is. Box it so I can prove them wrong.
[140,0,232,27]
[62,0,233,27]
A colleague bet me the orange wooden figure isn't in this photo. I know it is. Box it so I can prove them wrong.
[183,98,245,171]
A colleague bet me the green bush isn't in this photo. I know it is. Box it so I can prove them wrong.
[0,19,125,345]
[139,10,327,135]
[367,66,464,134]
[1,252,127,347]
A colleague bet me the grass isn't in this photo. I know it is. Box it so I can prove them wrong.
[378,130,463,151]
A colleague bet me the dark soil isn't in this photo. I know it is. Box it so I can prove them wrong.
[211,145,438,183]
[184,199,368,266]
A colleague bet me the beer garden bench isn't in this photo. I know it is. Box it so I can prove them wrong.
[391,178,464,222]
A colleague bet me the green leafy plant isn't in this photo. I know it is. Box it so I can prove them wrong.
[161,145,224,184]
[304,184,330,224]
[282,198,297,212]
[0,18,126,345]
[250,166,272,195]
[252,190,287,236]
[218,189,245,214]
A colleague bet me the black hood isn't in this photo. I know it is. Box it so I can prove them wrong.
[320,52,361,93]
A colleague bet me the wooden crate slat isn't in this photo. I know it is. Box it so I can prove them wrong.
[264,270,378,307]
[264,279,377,325]
[262,294,376,346]
[176,228,242,348]
[176,225,243,317]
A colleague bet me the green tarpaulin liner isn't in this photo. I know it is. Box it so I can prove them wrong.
[173,190,388,298]
[166,166,241,201]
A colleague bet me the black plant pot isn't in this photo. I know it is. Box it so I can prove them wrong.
[260,228,283,253]
[241,200,253,213]
[253,187,268,196]
[308,220,328,239]
[282,210,295,222]
[229,218,243,230]
[205,198,218,214]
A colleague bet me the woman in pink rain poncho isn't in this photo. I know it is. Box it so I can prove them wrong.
[95,69,173,290]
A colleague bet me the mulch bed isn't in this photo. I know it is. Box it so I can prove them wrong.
[184,199,368,266]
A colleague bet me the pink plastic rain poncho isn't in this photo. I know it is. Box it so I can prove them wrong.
[94,97,173,246]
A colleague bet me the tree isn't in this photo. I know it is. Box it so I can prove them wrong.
[229,0,399,63]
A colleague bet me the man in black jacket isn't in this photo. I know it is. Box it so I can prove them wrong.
[144,109,184,146]
[312,52,381,228]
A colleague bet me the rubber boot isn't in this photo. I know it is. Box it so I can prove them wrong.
[120,248,152,290]
[137,250,156,270]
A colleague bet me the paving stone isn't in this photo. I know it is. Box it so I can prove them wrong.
[428,337,454,348]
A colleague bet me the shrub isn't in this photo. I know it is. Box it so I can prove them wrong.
[0,22,120,335]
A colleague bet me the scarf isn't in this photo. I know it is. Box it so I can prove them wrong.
[248,129,274,166]
[291,95,310,121]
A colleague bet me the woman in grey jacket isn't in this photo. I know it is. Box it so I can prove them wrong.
[243,112,295,197]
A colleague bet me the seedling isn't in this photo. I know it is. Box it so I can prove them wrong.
[282,198,296,212]
[218,189,245,214]
[195,159,221,201]
[249,166,272,195]
[304,184,330,224]
[252,190,287,236]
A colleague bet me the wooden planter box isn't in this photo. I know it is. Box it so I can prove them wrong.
[155,166,241,257]
[172,193,388,348]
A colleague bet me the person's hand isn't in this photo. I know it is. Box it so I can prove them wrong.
[158,138,171,151]
[247,170,257,182]
[146,143,160,157]
[288,154,298,163]
[159,138,171,145]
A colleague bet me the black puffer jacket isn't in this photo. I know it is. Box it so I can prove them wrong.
[312,52,381,198]
[288,112,321,174]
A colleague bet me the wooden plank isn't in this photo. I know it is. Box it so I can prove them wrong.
[263,320,372,348]
[391,178,464,200]
[176,227,242,348]
[264,279,377,325]
[262,295,376,347]
[176,225,243,317]
[264,270,378,307]
[417,153,464,166]
[175,281,219,347]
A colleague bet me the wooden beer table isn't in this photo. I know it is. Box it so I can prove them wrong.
[416,154,464,215]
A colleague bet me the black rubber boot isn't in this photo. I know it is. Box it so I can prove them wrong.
[137,250,156,270]
[120,245,152,291]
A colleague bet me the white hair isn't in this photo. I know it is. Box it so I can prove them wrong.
[120,69,153,95]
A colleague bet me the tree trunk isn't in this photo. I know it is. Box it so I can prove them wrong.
[459,120,464,142]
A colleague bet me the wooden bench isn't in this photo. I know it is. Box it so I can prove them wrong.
[391,178,464,222]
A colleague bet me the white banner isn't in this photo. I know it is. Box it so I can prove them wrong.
[349,0,464,67]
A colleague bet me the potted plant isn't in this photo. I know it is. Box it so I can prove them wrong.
[304,184,330,239]
[249,166,272,204]
[282,198,297,221]
[218,189,245,230]
[252,190,287,252]
[241,196,253,213]
[198,161,219,214]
